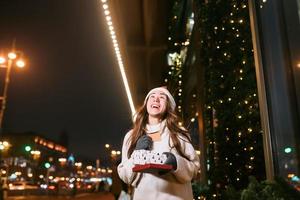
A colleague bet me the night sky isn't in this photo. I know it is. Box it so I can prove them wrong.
[0,0,132,160]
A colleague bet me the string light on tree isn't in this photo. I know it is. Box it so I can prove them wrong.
[198,0,265,197]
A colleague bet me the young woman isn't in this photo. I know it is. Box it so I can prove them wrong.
[117,87,200,200]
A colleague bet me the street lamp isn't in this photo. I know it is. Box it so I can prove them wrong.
[0,50,26,130]
[0,50,25,200]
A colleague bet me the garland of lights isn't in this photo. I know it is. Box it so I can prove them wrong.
[100,0,135,116]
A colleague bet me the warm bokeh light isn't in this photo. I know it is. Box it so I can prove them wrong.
[2,141,9,147]
[102,4,108,10]
[30,150,41,155]
[105,144,110,148]
[104,10,110,16]
[86,165,93,170]
[8,52,17,59]
[58,157,67,162]
[111,150,117,155]
[75,162,82,167]
[16,59,25,68]
[0,141,10,151]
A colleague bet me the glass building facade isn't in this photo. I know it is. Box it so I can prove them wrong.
[249,0,300,190]
[166,0,300,193]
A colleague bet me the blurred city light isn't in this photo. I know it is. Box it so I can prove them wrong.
[44,162,51,169]
[25,145,31,152]
[284,147,292,153]
[86,165,93,170]
[30,150,41,155]
[58,157,67,162]
[75,162,82,167]
[2,141,9,147]
[0,140,10,151]
[111,150,117,155]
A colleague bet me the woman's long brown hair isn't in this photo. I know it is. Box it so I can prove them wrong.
[127,96,192,161]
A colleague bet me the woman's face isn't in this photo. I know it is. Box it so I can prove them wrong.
[146,91,168,118]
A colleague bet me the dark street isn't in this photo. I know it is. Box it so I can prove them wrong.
[7,192,114,200]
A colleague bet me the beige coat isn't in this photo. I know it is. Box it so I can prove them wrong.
[117,124,200,200]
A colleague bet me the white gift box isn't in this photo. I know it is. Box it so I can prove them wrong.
[132,150,168,165]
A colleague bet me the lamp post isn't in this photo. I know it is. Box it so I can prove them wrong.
[0,50,26,130]
[0,50,26,200]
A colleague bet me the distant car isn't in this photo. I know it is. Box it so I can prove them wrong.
[9,182,38,190]
[82,183,95,191]
[40,182,58,190]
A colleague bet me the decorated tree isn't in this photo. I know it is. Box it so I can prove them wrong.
[165,0,266,198]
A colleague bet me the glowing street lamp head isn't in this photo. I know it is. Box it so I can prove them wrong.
[16,59,25,68]
[8,52,17,60]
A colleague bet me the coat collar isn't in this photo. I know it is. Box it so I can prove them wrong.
[145,119,166,134]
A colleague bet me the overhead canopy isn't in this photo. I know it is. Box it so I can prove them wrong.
[108,0,172,107]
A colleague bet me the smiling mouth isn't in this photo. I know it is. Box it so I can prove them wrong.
[151,104,160,109]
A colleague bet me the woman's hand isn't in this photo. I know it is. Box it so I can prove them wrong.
[135,135,153,150]
[163,152,177,170]
[158,152,177,175]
